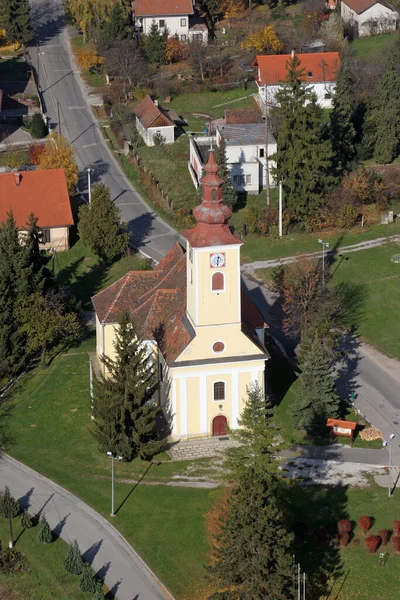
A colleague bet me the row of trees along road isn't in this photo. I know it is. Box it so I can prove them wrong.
[0,0,32,46]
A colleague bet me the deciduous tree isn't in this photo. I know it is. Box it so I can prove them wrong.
[241,25,283,54]
[78,183,129,262]
[78,47,104,73]
[37,133,79,194]
[165,35,188,64]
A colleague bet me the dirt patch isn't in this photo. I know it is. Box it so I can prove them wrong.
[0,584,20,600]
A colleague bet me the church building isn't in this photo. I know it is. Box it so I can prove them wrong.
[92,150,269,439]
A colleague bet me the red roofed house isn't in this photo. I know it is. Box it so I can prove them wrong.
[341,0,398,36]
[134,95,176,146]
[0,168,73,251]
[92,150,269,439]
[133,0,208,43]
[254,51,341,109]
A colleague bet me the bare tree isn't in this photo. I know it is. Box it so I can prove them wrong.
[188,39,211,80]
[102,38,148,99]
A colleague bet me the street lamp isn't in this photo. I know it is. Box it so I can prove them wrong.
[107,451,123,517]
[385,434,396,497]
[318,239,330,287]
[87,167,93,203]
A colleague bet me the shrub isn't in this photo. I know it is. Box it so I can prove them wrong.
[338,532,350,546]
[79,564,97,593]
[337,520,352,534]
[38,514,52,543]
[28,142,46,165]
[0,541,28,574]
[378,529,389,546]
[392,520,400,536]
[30,113,47,139]
[64,539,83,575]
[392,536,400,553]
[21,509,32,530]
[365,535,381,553]
[358,516,371,534]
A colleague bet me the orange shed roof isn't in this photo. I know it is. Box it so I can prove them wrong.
[254,52,340,85]
[0,169,73,229]
[326,419,357,430]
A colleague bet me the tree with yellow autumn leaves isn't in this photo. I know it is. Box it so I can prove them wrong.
[241,25,283,54]
[36,133,79,195]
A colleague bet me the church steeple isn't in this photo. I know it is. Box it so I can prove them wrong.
[184,150,241,248]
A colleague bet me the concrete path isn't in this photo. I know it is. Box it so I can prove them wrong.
[167,437,238,461]
[241,234,400,272]
[0,454,173,600]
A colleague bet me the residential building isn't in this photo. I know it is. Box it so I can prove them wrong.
[92,150,269,440]
[0,168,73,251]
[341,0,399,36]
[134,95,177,146]
[189,123,277,194]
[254,51,341,109]
[133,0,208,43]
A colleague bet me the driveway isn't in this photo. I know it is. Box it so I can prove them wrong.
[0,454,172,600]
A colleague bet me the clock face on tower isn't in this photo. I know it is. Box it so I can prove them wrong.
[210,252,225,268]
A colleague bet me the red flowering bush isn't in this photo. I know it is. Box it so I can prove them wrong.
[365,535,381,553]
[337,520,352,534]
[338,532,350,547]
[392,520,400,536]
[358,516,371,534]
[28,143,46,165]
[378,529,389,546]
[392,536,400,553]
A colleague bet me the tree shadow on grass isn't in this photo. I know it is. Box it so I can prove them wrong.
[56,256,113,310]
[286,483,348,600]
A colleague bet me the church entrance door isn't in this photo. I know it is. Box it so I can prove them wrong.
[212,415,227,436]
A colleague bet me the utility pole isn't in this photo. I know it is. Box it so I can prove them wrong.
[36,43,41,92]
[89,357,94,419]
[57,99,62,136]
[279,180,283,237]
[388,433,395,497]
[265,85,271,209]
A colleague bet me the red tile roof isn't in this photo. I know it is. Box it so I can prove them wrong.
[342,0,396,13]
[225,108,262,125]
[92,243,194,365]
[255,52,340,85]
[133,0,194,17]
[134,95,175,130]
[0,168,73,229]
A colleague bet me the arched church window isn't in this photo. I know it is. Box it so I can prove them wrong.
[212,272,224,291]
[213,381,225,401]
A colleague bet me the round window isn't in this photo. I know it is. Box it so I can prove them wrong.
[213,341,225,353]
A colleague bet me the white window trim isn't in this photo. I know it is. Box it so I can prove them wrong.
[212,340,226,355]
[213,380,226,402]
[210,271,225,293]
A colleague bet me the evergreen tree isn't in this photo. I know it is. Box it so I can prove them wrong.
[290,339,340,434]
[80,564,97,593]
[330,62,357,173]
[30,113,47,139]
[92,582,105,600]
[78,184,129,263]
[21,509,32,530]
[0,486,20,549]
[7,0,32,46]
[25,213,52,292]
[64,539,84,575]
[372,55,400,164]
[93,311,165,461]
[37,514,52,543]
[0,0,9,31]
[209,384,293,600]
[145,20,166,65]
[102,2,127,41]
[272,54,334,222]
[214,138,237,209]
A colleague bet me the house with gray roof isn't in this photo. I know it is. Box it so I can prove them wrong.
[188,123,277,195]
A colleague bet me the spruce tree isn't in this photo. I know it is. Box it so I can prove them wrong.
[330,62,357,173]
[93,311,165,461]
[37,514,52,543]
[209,385,293,600]
[272,54,334,222]
[80,564,97,593]
[21,509,32,530]
[7,0,32,46]
[214,138,237,209]
[0,486,20,550]
[372,55,400,165]
[92,582,105,600]
[145,20,166,65]
[0,0,9,31]
[64,539,84,575]
[102,2,127,41]
[78,184,129,263]
[290,339,340,434]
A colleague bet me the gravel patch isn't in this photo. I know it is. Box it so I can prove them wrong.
[282,458,385,487]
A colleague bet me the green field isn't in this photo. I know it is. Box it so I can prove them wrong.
[2,347,216,599]
[0,517,93,600]
[352,32,399,59]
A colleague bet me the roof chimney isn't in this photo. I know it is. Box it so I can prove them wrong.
[14,172,21,186]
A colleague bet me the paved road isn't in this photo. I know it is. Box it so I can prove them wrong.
[28,0,179,263]
[0,454,172,600]
[283,444,389,466]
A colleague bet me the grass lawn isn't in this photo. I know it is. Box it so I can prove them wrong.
[0,517,92,600]
[54,238,152,310]
[352,32,398,59]
[3,347,217,599]
[287,483,400,600]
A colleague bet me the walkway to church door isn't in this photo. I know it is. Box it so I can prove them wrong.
[167,434,239,461]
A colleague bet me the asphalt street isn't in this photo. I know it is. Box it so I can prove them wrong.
[29,0,179,263]
[0,455,171,600]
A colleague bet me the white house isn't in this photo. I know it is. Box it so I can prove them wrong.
[188,123,277,195]
[254,52,340,110]
[134,95,176,146]
[341,0,399,36]
[133,0,208,43]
